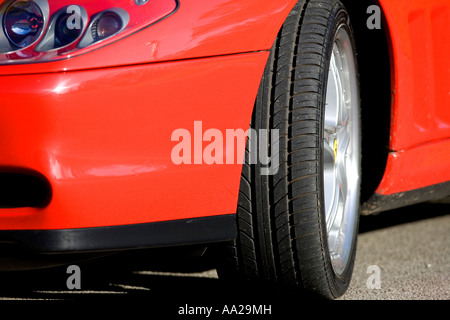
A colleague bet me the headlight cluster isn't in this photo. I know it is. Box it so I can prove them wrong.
[0,0,178,64]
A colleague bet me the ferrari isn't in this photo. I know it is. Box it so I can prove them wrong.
[0,0,448,299]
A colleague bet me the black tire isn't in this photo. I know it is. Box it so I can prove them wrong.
[218,0,361,299]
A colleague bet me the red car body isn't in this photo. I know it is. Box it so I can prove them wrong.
[0,0,449,253]
[375,0,450,195]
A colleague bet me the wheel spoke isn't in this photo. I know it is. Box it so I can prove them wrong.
[333,49,350,127]
[337,158,348,201]
[323,138,335,163]
[326,181,340,233]
[339,92,350,126]
[337,126,350,157]
[325,54,339,130]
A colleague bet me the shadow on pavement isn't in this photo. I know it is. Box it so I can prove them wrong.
[359,202,450,233]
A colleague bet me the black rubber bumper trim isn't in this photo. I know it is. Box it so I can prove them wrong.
[0,214,237,254]
[361,181,450,215]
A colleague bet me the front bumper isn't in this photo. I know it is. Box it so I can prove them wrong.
[0,51,268,232]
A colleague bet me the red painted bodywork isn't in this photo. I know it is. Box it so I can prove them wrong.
[0,0,449,232]
[376,0,450,195]
[0,0,294,230]
[0,0,296,74]
[0,52,271,230]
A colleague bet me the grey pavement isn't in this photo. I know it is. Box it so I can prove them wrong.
[341,207,449,300]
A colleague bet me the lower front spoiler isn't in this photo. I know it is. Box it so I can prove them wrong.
[0,214,237,254]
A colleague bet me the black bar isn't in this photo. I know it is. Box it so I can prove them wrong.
[0,214,237,254]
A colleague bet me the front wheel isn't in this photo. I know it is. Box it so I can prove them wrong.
[218,0,361,299]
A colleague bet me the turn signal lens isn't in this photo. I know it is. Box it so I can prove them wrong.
[77,8,129,48]
[95,12,122,41]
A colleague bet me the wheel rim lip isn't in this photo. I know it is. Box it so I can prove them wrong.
[323,26,361,276]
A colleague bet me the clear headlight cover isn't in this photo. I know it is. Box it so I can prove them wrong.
[0,0,178,64]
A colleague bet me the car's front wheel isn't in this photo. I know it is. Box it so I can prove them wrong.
[218,0,361,299]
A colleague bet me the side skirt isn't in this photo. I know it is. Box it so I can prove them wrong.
[361,181,450,215]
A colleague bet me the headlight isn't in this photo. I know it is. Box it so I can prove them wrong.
[4,0,44,48]
[54,7,84,47]
[0,0,179,65]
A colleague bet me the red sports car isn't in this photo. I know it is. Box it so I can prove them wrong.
[0,0,449,299]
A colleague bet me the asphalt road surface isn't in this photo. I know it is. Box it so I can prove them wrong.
[0,203,448,310]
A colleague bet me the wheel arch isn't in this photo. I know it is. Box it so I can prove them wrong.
[340,0,392,203]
